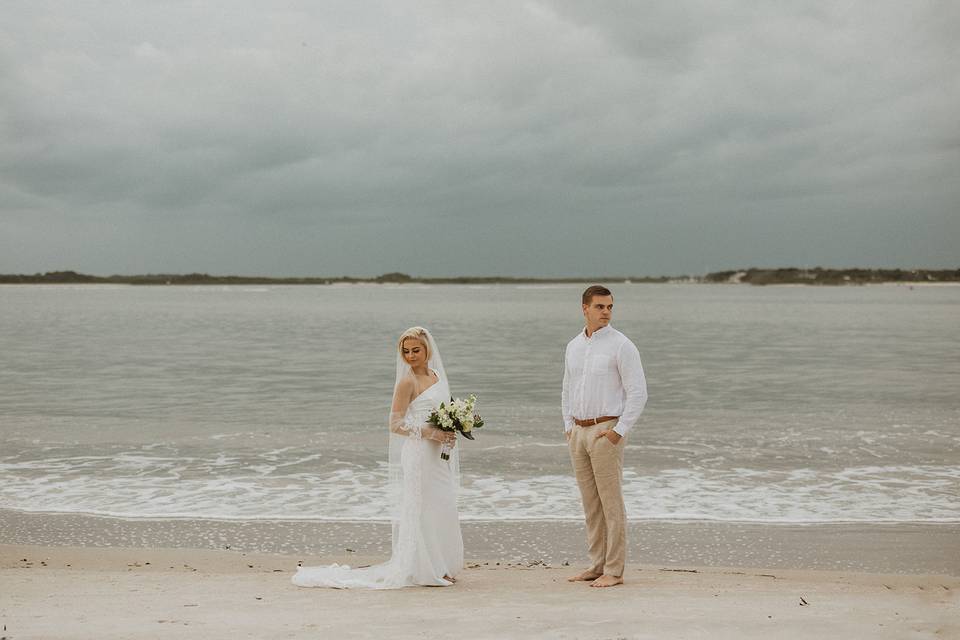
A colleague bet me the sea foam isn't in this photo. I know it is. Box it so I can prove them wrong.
[2,453,957,523]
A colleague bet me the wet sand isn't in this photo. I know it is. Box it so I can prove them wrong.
[1,509,958,575]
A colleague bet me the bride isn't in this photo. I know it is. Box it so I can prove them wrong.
[292,326,464,588]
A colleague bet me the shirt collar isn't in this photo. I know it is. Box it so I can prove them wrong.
[583,325,611,340]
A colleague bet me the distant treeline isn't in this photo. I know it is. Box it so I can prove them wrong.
[1,268,958,286]
[0,270,669,285]
[702,267,960,285]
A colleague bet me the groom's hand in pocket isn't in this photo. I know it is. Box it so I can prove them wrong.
[596,430,621,445]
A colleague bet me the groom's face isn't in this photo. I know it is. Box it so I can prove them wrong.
[583,295,613,331]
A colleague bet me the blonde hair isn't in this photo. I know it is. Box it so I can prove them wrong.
[397,326,431,361]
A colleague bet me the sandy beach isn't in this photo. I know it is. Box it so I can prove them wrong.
[2,543,957,640]
[2,512,958,638]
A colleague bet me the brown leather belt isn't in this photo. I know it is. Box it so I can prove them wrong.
[574,416,619,427]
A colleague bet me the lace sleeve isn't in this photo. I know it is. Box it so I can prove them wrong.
[389,376,423,439]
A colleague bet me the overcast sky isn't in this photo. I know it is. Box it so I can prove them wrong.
[2,1,958,277]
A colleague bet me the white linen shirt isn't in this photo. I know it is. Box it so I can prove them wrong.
[562,325,648,438]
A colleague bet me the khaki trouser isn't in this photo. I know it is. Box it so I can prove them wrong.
[568,419,626,577]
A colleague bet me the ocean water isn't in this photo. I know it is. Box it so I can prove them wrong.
[1,283,958,524]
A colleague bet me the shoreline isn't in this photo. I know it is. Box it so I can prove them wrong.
[2,543,956,639]
[2,509,957,576]
[10,507,960,525]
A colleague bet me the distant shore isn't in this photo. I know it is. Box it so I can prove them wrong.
[1,267,958,286]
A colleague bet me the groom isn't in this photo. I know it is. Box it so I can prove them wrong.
[562,285,648,588]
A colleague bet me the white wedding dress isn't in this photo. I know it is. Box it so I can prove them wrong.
[293,332,464,589]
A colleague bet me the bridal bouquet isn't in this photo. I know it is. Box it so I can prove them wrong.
[428,394,484,460]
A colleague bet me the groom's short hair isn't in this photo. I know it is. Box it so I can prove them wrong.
[582,285,612,305]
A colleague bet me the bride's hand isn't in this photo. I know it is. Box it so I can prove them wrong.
[425,427,456,446]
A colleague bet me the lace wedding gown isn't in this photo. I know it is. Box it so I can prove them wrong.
[292,373,464,589]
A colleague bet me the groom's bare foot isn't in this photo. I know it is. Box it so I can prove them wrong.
[590,574,623,588]
[443,575,457,583]
[567,570,602,582]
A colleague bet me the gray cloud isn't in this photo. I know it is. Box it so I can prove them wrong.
[1,0,957,276]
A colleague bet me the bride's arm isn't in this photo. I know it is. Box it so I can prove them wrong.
[389,378,452,443]
[389,377,416,435]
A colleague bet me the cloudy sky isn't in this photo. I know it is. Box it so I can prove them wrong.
[2,1,958,277]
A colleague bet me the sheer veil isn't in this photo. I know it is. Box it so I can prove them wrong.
[292,326,460,589]
[392,326,447,398]
[388,327,458,556]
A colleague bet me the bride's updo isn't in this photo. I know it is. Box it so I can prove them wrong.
[397,326,431,361]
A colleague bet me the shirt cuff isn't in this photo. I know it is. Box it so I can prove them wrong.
[563,418,575,432]
[613,422,630,438]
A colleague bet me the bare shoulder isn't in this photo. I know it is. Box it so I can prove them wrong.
[394,375,416,397]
